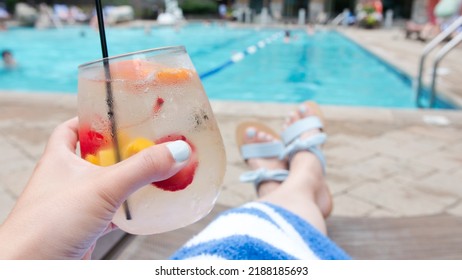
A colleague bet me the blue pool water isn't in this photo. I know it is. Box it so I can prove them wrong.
[0,24,454,109]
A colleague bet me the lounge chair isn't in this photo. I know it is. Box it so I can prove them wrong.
[93,203,462,260]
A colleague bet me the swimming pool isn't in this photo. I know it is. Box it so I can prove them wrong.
[0,24,455,109]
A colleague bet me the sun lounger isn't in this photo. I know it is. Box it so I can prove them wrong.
[93,203,462,260]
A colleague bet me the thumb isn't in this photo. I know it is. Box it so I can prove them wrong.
[101,140,191,201]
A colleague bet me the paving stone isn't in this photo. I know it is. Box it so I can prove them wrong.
[0,137,25,163]
[361,136,444,160]
[325,145,377,167]
[324,133,370,150]
[406,126,462,142]
[382,130,423,143]
[0,159,36,198]
[417,169,462,199]
[396,160,436,179]
[412,151,462,171]
[326,171,363,195]
[349,155,402,181]
[331,194,376,217]
[442,141,462,155]
[367,208,400,218]
[322,106,394,125]
[390,175,458,206]
[218,164,256,207]
[217,185,254,207]
[4,125,52,159]
[349,180,450,216]
[0,189,16,224]
[359,137,403,157]
[328,121,390,138]
[447,202,462,216]
[326,166,366,191]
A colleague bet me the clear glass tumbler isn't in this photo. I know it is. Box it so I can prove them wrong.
[77,46,226,235]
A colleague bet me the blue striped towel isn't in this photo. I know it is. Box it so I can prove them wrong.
[170,202,351,260]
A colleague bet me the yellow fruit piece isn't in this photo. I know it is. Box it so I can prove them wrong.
[116,131,131,152]
[85,154,100,165]
[98,148,117,166]
[123,138,155,159]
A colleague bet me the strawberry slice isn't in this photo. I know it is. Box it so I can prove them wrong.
[152,134,198,192]
[79,123,109,158]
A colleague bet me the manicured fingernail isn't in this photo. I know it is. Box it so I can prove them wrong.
[166,140,191,163]
[246,127,256,138]
[299,105,307,114]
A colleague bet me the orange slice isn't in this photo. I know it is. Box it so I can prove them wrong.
[156,68,193,84]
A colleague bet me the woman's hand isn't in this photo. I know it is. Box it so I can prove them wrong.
[0,117,191,259]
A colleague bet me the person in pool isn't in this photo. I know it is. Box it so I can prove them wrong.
[2,50,17,69]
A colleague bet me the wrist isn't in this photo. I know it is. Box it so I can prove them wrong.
[0,217,48,259]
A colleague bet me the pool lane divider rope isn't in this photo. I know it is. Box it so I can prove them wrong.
[199,32,284,80]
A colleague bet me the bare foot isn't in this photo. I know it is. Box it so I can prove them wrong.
[242,126,288,197]
[283,102,333,218]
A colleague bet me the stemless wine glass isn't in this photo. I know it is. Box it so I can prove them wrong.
[77,46,226,235]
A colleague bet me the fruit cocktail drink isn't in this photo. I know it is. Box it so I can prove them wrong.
[77,46,226,235]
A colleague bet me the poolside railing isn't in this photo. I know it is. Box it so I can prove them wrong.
[415,16,462,108]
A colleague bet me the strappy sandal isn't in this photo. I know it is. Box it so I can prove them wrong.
[280,102,327,173]
[236,121,289,190]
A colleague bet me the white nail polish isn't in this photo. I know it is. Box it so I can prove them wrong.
[166,140,191,163]
[246,128,256,138]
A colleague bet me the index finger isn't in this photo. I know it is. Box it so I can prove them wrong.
[46,117,79,153]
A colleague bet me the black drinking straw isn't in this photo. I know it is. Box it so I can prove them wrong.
[94,0,132,220]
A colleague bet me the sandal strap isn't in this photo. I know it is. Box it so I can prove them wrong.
[240,141,284,160]
[281,116,323,145]
[280,133,327,174]
[240,168,289,187]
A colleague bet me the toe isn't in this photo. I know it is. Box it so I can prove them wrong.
[244,127,277,145]
[256,131,275,143]
[298,104,309,118]
[245,127,257,143]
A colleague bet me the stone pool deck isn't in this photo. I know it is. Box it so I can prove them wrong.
[1,91,462,225]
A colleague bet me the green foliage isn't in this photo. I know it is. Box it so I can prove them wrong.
[362,5,375,15]
[180,0,218,15]
[105,0,131,6]
[359,4,380,28]
[5,0,18,13]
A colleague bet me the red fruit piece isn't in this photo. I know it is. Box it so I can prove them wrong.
[152,134,198,192]
[152,97,164,115]
[79,124,109,158]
